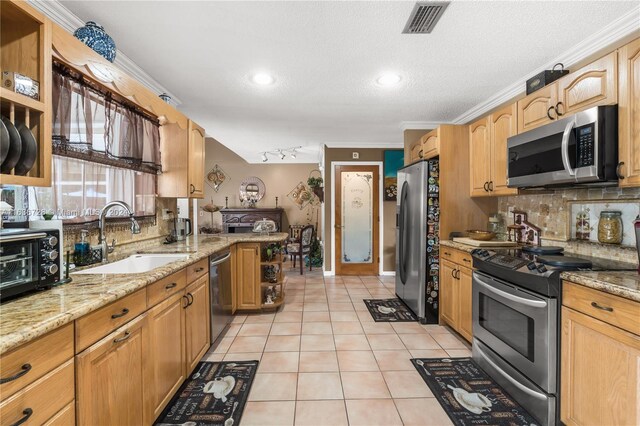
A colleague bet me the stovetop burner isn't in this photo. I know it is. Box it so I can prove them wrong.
[521,245,564,255]
[536,255,592,268]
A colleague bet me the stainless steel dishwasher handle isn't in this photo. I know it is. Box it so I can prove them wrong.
[210,252,231,267]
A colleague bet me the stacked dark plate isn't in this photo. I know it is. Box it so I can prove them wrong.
[0,115,37,176]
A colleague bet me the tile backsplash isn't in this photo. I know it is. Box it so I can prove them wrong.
[498,186,640,266]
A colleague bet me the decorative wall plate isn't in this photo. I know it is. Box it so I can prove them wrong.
[207,164,227,192]
[239,176,265,203]
[288,181,312,210]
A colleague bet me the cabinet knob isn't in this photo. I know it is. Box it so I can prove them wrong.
[555,102,565,117]
[546,106,556,120]
[483,182,489,192]
[418,149,424,158]
[488,181,494,191]
[190,184,196,194]
[616,162,625,180]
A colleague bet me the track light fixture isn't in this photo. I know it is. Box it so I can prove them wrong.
[259,146,302,162]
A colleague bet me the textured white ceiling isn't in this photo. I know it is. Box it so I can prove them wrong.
[61,0,638,163]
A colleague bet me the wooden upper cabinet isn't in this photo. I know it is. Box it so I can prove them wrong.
[557,51,617,116]
[490,103,518,195]
[0,0,52,187]
[236,243,261,310]
[561,306,640,426]
[408,140,422,164]
[188,120,206,198]
[618,37,640,187]
[517,83,558,133]
[469,117,492,196]
[421,130,439,159]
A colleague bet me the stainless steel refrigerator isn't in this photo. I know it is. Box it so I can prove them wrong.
[395,159,440,324]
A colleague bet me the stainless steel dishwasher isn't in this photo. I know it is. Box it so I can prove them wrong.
[210,250,233,342]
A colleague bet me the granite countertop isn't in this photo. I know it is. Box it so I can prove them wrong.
[0,233,288,355]
[561,270,640,302]
[440,240,476,253]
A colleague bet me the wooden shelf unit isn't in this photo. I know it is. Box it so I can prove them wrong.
[0,0,52,187]
[260,248,285,310]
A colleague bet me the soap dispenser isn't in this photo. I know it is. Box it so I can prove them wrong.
[74,230,90,265]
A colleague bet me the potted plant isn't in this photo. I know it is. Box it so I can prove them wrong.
[307,176,324,202]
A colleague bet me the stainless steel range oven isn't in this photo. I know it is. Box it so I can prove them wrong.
[472,271,557,424]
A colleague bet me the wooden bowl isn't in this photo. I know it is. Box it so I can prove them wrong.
[467,230,496,241]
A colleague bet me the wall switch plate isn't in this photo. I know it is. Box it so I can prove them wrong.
[352,152,359,159]
[161,209,172,220]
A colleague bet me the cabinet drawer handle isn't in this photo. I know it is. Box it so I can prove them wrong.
[451,269,456,279]
[165,282,177,290]
[555,102,564,117]
[190,184,196,194]
[418,149,424,158]
[547,106,556,120]
[10,408,33,426]
[0,364,32,384]
[463,258,471,263]
[111,308,130,319]
[182,295,190,309]
[113,331,131,343]
[483,182,489,192]
[616,162,625,180]
[455,270,461,280]
[187,293,194,306]
[590,301,613,312]
[194,267,205,273]
[443,252,451,256]
[488,181,494,191]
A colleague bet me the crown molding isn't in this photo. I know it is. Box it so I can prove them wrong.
[452,5,640,125]
[28,0,182,107]
[324,141,404,149]
[400,121,442,131]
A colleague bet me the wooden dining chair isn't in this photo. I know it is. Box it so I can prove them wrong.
[286,225,314,275]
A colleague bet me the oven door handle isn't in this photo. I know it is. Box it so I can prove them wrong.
[475,275,547,308]
[561,117,576,177]
[475,343,549,401]
[0,232,47,243]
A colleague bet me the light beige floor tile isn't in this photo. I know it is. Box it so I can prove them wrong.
[373,350,415,371]
[422,325,452,334]
[336,351,379,371]
[353,301,369,311]
[398,333,441,350]
[238,323,272,336]
[212,336,234,354]
[367,334,406,350]
[274,311,303,323]
[391,322,428,334]
[357,310,375,322]
[244,313,275,324]
[265,335,301,352]
[303,303,329,312]
[294,400,348,426]
[300,334,336,351]
[332,321,364,335]
[446,349,472,357]
[248,372,298,401]
[409,349,449,358]
[299,351,339,372]
[203,353,224,361]
[432,333,469,349]
[301,322,333,335]
[270,322,302,336]
[330,311,360,322]
[394,398,453,426]
[303,311,331,322]
[223,323,242,337]
[296,372,344,400]
[223,352,262,361]
[228,336,268,353]
[242,401,296,426]
[329,302,355,311]
[345,399,402,426]
[231,315,247,324]
[382,370,433,398]
[334,334,371,351]
[260,351,299,373]
[341,371,391,399]
[304,296,327,303]
[361,322,396,335]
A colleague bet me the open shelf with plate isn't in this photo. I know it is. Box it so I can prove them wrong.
[0,0,52,187]
[260,245,285,309]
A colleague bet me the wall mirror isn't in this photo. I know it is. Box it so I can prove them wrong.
[239,176,266,205]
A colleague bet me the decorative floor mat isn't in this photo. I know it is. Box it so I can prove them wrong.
[411,357,539,426]
[363,298,418,322]
[155,360,258,426]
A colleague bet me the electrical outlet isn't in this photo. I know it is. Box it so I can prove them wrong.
[352,152,359,159]
[162,209,172,220]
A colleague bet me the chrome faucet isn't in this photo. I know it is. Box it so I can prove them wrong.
[98,201,141,263]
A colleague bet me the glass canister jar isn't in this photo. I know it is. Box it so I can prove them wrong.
[598,211,623,244]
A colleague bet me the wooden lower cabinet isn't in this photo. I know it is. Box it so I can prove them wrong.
[235,242,261,310]
[185,275,211,374]
[439,256,473,342]
[76,313,150,426]
[146,292,186,421]
[561,306,640,426]
[44,401,75,426]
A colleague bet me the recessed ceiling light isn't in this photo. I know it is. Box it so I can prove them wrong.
[252,73,275,85]
[376,73,402,86]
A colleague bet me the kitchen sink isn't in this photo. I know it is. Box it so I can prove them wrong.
[72,254,191,274]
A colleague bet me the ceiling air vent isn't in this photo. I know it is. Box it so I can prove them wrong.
[402,2,449,34]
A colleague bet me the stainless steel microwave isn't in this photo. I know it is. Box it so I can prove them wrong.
[507,105,618,188]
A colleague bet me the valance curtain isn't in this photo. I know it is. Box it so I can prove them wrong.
[52,62,161,174]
